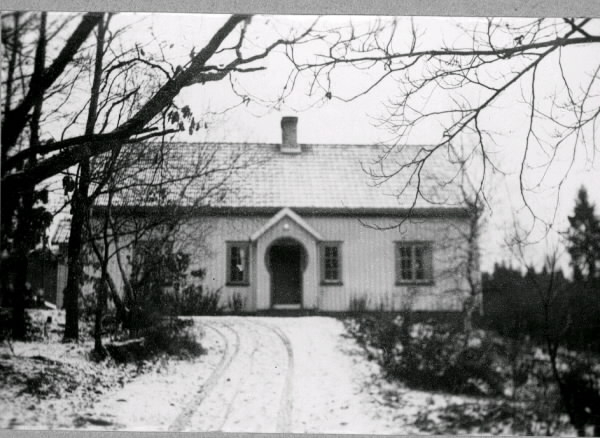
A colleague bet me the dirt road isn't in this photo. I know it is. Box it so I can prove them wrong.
[91,316,400,433]
[3,314,568,434]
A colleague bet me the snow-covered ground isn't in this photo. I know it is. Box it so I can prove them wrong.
[1,314,506,433]
[0,309,145,430]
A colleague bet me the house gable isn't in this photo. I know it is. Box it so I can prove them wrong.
[250,207,322,242]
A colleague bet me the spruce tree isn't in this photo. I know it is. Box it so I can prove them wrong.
[565,186,600,351]
[566,187,600,282]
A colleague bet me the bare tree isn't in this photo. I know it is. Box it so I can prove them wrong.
[437,145,488,332]
[289,17,600,231]
[2,11,315,340]
[435,179,486,332]
[82,140,258,350]
[509,227,600,436]
[62,13,108,341]
[4,12,54,338]
[2,14,315,191]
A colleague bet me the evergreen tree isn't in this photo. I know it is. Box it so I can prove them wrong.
[565,186,600,352]
[566,187,600,282]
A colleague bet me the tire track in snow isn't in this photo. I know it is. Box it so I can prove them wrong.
[251,319,295,432]
[217,319,260,431]
[168,320,241,432]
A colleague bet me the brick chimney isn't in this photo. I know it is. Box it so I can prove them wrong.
[280,116,300,153]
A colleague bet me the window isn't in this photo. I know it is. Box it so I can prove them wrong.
[395,242,433,284]
[320,242,342,284]
[227,242,249,285]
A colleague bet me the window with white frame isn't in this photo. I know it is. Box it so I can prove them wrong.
[226,241,249,285]
[320,242,342,284]
[395,242,433,283]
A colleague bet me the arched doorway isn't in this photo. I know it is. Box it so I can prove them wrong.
[266,238,307,308]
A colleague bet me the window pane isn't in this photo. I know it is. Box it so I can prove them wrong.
[415,246,425,280]
[397,243,432,282]
[230,247,239,281]
[229,245,247,283]
[399,246,412,280]
[424,246,432,280]
[239,247,246,273]
[323,244,340,281]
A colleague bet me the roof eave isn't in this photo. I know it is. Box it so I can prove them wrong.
[92,204,470,218]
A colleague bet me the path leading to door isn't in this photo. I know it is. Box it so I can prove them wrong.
[87,316,412,433]
[174,316,401,434]
[172,318,294,432]
[270,316,399,434]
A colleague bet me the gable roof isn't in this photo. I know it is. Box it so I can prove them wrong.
[96,142,465,212]
[250,208,323,241]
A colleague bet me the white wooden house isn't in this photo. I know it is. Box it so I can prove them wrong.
[96,117,474,313]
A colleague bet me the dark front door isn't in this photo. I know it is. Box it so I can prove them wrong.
[269,244,302,306]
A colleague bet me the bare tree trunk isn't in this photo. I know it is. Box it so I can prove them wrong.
[1,13,21,309]
[93,272,108,357]
[91,188,112,357]
[11,251,28,340]
[12,12,47,340]
[64,15,106,342]
[2,12,20,166]
[462,193,483,334]
[104,271,127,327]
[539,261,588,436]
[112,221,134,303]
[63,202,84,340]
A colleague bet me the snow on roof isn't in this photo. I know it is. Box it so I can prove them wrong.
[94,142,465,211]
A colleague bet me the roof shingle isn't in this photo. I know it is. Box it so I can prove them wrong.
[95,142,465,211]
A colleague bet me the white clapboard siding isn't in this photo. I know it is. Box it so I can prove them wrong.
[305,216,469,312]
[104,212,471,313]
[183,216,267,311]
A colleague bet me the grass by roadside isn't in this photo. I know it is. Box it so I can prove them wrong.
[342,313,586,436]
[0,309,206,429]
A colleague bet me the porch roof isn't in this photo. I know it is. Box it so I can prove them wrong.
[250,208,323,242]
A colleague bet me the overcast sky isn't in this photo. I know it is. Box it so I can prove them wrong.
[43,12,600,273]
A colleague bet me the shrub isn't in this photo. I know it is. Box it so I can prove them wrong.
[0,308,39,343]
[103,240,208,361]
[345,315,504,396]
[125,239,190,332]
[143,318,205,359]
[559,359,600,436]
[227,292,245,314]
[349,295,368,312]
[106,318,204,363]
[177,285,223,316]
[0,308,15,345]
[124,240,221,333]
